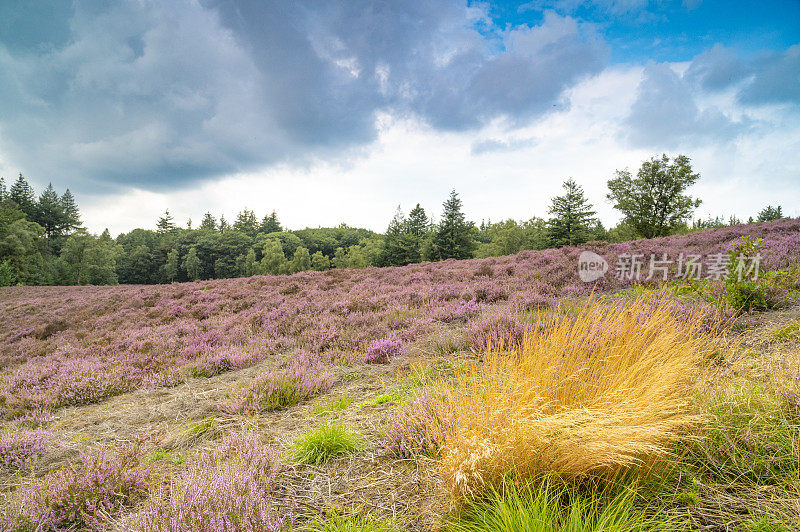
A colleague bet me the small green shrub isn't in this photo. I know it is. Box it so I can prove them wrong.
[293,421,364,464]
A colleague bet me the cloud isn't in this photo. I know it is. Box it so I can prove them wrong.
[685,43,800,106]
[623,62,750,149]
[471,137,538,155]
[0,0,607,192]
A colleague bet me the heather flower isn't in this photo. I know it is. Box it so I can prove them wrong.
[382,394,449,459]
[224,353,333,414]
[0,429,49,470]
[132,430,288,532]
[8,445,149,531]
[466,313,527,352]
[363,334,404,364]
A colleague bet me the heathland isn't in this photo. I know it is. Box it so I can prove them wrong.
[0,218,799,531]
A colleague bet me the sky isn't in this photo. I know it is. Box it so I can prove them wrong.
[0,0,798,235]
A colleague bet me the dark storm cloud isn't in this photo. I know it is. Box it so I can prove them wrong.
[0,0,606,192]
[623,62,751,149]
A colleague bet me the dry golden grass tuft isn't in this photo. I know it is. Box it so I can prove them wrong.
[439,296,728,501]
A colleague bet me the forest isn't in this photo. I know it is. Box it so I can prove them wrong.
[0,154,786,286]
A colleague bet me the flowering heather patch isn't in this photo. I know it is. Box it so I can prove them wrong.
[382,393,450,459]
[364,334,405,364]
[0,429,49,469]
[224,353,334,414]
[465,313,527,351]
[133,430,288,532]
[6,445,149,531]
[431,299,481,323]
[0,220,798,415]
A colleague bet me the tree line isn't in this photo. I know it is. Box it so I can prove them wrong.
[0,154,787,286]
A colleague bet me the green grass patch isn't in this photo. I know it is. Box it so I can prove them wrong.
[314,394,352,416]
[293,421,364,464]
[303,509,396,532]
[369,393,400,407]
[771,322,800,341]
[446,481,676,532]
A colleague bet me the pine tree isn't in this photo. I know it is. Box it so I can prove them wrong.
[546,178,597,247]
[757,205,783,222]
[379,206,409,266]
[218,215,229,233]
[36,184,65,238]
[233,208,258,236]
[259,211,282,234]
[156,209,177,233]
[9,173,36,219]
[433,190,476,260]
[184,247,201,280]
[199,212,217,231]
[59,189,82,234]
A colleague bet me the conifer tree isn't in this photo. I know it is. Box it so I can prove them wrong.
[59,189,82,234]
[259,211,282,234]
[9,173,36,218]
[156,209,177,233]
[433,190,476,260]
[36,184,65,238]
[218,215,229,233]
[199,212,217,231]
[233,208,258,236]
[757,205,783,222]
[0,177,7,202]
[546,178,597,247]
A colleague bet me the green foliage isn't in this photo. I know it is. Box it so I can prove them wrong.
[156,209,177,234]
[261,238,288,275]
[164,248,180,282]
[311,251,331,271]
[447,481,676,532]
[291,246,312,273]
[546,178,598,247]
[725,237,783,313]
[199,212,217,231]
[379,204,429,266]
[59,231,122,285]
[8,173,37,219]
[183,246,201,280]
[0,259,15,286]
[293,421,364,464]
[433,190,477,260]
[259,210,282,234]
[757,205,783,222]
[233,208,258,237]
[607,154,702,239]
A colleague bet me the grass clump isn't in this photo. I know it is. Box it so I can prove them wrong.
[314,394,352,416]
[447,481,676,532]
[293,421,364,464]
[303,509,396,532]
[440,296,724,501]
